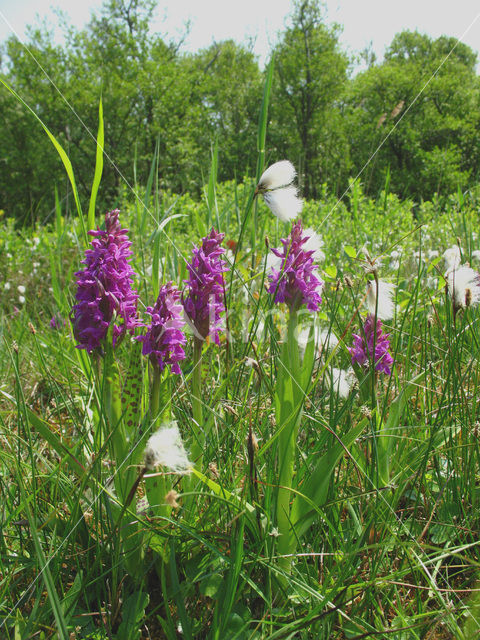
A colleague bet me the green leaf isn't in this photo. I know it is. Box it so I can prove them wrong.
[344,245,357,259]
[121,339,145,453]
[16,464,69,640]
[87,98,104,231]
[199,572,224,599]
[323,264,337,279]
[0,76,86,243]
[117,591,150,640]
[290,417,368,539]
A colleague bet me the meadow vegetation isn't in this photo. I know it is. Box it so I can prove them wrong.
[2,1,480,639]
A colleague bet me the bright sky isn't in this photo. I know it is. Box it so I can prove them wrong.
[0,0,480,70]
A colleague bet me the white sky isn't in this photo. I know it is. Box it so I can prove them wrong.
[0,0,480,70]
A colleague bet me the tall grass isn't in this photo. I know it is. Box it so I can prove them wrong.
[2,78,480,640]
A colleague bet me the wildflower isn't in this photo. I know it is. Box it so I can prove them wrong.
[349,314,393,375]
[143,422,191,474]
[183,228,228,344]
[138,282,186,374]
[255,160,303,222]
[446,265,480,309]
[17,285,26,294]
[267,221,323,312]
[365,280,395,321]
[72,210,139,354]
[18,296,25,305]
[4,282,10,291]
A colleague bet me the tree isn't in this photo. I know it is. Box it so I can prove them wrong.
[269,0,350,199]
[346,31,480,200]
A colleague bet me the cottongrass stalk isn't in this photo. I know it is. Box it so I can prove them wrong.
[183,228,228,469]
[267,221,323,576]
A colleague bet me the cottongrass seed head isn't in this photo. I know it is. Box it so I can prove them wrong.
[256,160,303,222]
[144,422,191,474]
[366,279,395,321]
[446,265,480,309]
[327,367,354,399]
[443,245,461,274]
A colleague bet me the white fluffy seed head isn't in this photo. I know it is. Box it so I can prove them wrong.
[144,422,191,474]
[262,185,303,222]
[443,245,461,274]
[297,325,338,354]
[365,280,395,320]
[257,160,296,192]
[327,367,354,399]
[303,228,325,262]
[447,266,480,308]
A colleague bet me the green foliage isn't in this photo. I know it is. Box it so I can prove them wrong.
[2,1,480,223]
[269,0,350,198]
[346,30,480,200]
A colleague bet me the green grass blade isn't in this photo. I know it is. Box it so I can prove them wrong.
[87,97,104,231]
[16,463,69,640]
[0,76,86,243]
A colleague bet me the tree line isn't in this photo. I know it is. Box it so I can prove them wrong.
[1,0,480,224]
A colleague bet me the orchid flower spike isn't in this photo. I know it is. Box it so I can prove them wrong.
[255,160,303,222]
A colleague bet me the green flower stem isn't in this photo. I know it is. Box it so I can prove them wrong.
[276,310,303,572]
[103,347,142,578]
[190,336,204,468]
[145,366,169,518]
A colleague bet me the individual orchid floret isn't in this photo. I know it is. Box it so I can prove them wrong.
[183,228,228,344]
[144,422,191,474]
[443,245,461,274]
[446,265,480,309]
[50,314,65,330]
[365,280,395,321]
[255,160,303,222]
[349,314,393,376]
[138,282,186,374]
[267,221,323,312]
[72,209,139,353]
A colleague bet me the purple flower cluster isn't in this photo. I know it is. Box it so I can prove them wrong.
[349,314,393,375]
[183,228,228,344]
[138,283,186,374]
[267,221,323,312]
[72,210,139,353]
